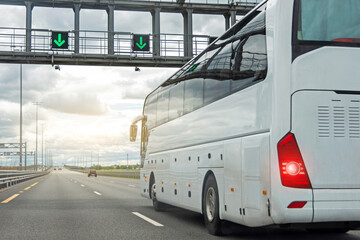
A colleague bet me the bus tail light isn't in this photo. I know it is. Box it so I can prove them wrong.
[277,133,312,189]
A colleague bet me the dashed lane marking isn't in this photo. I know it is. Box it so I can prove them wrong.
[1,194,20,203]
[132,212,164,227]
[23,181,39,191]
[94,191,102,196]
[81,184,85,187]
[128,184,136,188]
[30,182,38,187]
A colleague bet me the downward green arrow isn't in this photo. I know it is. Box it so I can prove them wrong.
[54,33,66,47]
[136,36,147,50]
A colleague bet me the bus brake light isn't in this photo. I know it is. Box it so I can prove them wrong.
[278,133,312,189]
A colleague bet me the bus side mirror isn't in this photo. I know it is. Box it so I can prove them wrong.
[130,124,138,142]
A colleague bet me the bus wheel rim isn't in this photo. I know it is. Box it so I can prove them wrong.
[206,187,216,222]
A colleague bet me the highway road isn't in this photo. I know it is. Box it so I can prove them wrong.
[0,169,359,240]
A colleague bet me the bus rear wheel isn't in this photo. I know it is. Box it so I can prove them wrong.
[203,174,222,235]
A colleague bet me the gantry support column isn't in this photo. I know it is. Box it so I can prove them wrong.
[224,13,230,30]
[73,3,80,54]
[107,5,115,55]
[151,8,161,57]
[25,1,33,52]
[230,10,236,26]
[183,8,193,57]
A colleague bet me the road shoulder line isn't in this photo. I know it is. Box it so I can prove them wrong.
[1,194,20,203]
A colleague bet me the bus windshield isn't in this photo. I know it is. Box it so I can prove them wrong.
[297,0,360,43]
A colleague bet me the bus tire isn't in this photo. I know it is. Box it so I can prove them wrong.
[151,182,165,211]
[203,174,222,236]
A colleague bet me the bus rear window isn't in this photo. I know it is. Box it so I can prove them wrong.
[297,0,360,42]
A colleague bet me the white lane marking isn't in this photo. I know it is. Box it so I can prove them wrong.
[132,212,164,227]
[81,184,85,187]
[94,191,102,196]
[128,184,136,188]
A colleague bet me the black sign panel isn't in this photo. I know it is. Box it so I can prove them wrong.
[51,31,69,49]
[132,34,150,52]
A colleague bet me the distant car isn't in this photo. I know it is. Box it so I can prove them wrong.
[88,169,97,177]
[53,168,56,170]
[58,168,62,170]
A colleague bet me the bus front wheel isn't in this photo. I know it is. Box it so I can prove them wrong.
[203,174,222,236]
[151,183,165,211]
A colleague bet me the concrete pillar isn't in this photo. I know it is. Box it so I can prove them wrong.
[73,4,80,54]
[224,14,230,30]
[151,8,160,57]
[230,10,236,26]
[107,5,115,55]
[183,8,193,57]
[25,1,33,52]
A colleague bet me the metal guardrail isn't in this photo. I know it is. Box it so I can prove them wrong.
[95,170,140,179]
[0,171,49,190]
[142,0,261,5]
[0,170,37,178]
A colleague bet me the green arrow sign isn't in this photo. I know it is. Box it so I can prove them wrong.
[133,34,150,52]
[136,37,147,50]
[51,31,69,49]
[54,33,65,47]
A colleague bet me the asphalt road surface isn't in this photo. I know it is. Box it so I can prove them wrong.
[0,169,359,240]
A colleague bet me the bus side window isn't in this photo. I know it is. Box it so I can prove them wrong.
[207,42,234,73]
[203,41,234,104]
[184,78,204,114]
[145,94,157,129]
[169,82,184,121]
[232,34,267,92]
[157,89,170,125]
[231,11,267,92]
[204,79,231,105]
[181,48,220,79]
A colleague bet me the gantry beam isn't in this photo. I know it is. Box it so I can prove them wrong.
[0,51,192,68]
[0,0,260,67]
[0,0,255,15]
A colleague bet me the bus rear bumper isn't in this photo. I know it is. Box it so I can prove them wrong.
[313,189,360,222]
[314,201,360,222]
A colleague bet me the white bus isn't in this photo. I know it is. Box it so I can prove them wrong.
[130,0,360,235]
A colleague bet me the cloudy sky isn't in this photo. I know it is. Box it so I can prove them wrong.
[0,1,252,167]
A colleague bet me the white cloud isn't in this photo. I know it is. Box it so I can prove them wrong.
[33,7,74,30]
[0,6,25,28]
[43,91,108,116]
[193,14,226,36]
